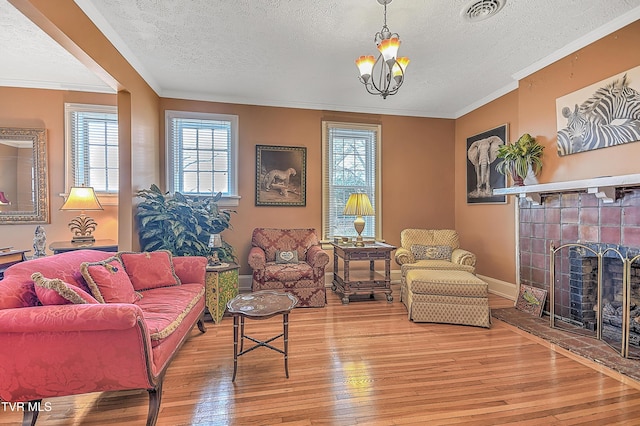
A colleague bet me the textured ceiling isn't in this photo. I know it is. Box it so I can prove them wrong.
[3,1,640,118]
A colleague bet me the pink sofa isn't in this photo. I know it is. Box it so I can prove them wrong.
[0,250,207,426]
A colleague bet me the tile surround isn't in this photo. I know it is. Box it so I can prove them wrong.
[519,188,640,312]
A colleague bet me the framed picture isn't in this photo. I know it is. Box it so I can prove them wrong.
[515,284,548,317]
[466,124,508,204]
[256,145,306,206]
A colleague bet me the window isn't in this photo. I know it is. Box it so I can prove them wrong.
[322,121,382,241]
[65,103,119,194]
[166,111,239,206]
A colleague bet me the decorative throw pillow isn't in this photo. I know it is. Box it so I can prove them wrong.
[81,257,139,304]
[31,272,100,305]
[411,244,453,261]
[117,250,181,291]
[275,250,299,264]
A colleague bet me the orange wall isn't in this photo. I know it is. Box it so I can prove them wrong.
[160,99,456,274]
[454,20,640,287]
[455,91,519,283]
[0,87,118,250]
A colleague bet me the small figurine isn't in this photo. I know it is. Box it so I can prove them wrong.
[33,225,47,258]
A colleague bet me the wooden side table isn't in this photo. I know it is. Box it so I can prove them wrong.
[205,263,239,323]
[0,249,30,280]
[49,239,118,255]
[331,242,396,304]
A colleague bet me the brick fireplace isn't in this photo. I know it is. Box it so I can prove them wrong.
[518,187,640,357]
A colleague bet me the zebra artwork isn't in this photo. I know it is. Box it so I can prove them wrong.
[557,73,640,156]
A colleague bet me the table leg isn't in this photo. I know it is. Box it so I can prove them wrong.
[283,312,290,378]
[232,315,239,382]
[240,316,245,353]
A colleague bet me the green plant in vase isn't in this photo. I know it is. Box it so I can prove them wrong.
[135,184,236,262]
[495,133,544,186]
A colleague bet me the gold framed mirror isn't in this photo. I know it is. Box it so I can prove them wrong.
[0,127,49,224]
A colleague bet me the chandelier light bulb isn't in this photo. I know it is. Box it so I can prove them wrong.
[356,56,376,81]
[392,56,410,81]
[378,37,400,63]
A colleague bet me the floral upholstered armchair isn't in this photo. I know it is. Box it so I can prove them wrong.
[248,228,329,307]
[395,229,477,283]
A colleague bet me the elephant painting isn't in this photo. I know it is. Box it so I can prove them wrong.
[467,135,504,200]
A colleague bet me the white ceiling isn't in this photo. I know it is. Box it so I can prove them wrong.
[3,0,640,118]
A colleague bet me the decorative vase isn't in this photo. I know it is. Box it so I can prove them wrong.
[512,173,525,186]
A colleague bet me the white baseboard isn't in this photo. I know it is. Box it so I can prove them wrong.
[479,274,517,301]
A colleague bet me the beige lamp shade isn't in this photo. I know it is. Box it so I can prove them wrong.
[343,193,374,246]
[60,186,103,211]
[60,186,103,243]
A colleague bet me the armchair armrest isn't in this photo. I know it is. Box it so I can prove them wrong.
[0,304,155,402]
[306,245,329,268]
[248,246,266,270]
[395,247,415,265]
[172,256,207,285]
[452,248,476,267]
[0,303,145,333]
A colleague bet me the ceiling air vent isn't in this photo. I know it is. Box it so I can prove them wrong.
[462,0,506,22]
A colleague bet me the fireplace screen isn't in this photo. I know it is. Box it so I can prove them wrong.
[550,242,640,359]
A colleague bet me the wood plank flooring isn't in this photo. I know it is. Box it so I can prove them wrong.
[3,287,640,425]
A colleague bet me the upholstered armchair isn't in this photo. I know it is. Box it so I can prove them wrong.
[395,229,476,283]
[248,228,329,307]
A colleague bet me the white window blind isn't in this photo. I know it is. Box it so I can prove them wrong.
[65,103,118,193]
[322,121,382,241]
[166,111,238,202]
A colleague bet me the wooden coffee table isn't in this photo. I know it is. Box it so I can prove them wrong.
[226,290,298,381]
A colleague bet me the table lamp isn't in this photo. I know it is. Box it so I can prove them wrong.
[60,186,103,243]
[343,193,374,247]
[208,233,223,266]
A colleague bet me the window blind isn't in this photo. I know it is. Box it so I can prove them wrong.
[322,122,381,240]
[166,111,238,197]
[66,104,118,193]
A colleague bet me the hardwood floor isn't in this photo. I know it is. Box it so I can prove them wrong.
[4,287,640,425]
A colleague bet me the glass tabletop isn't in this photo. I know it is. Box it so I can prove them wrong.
[227,290,298,316]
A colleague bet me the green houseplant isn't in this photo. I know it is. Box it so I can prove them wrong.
[136,184,236,262]
[495,133,544,186]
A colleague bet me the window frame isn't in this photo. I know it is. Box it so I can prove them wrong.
[165,110,240,207]
[64,103,119,205]
[321,121,382,242]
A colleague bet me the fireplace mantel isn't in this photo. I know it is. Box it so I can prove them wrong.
[493,173,640,205]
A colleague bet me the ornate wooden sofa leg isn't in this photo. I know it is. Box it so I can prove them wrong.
[22,400,41,426]
[197,315,207,333]
[146,379,164,426]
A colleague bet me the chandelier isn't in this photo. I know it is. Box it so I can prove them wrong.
[355,0,409,99]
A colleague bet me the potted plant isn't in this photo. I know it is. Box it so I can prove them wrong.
[135,184,236,262]
[495,133,544,186]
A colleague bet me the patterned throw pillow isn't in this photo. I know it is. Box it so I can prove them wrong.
[275,250,299,264]
[410,244,453,261]
[31,272,100,305]
[81,257,139,304]
[117,250,181,291]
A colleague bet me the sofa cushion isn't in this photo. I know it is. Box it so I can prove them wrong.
[264,262,314,282]
[275,250,298,264]
[118,250,181,291]
[31,272,100,305]
[81,257,139,304]
[411,244,452,261]
[135,283,204,347]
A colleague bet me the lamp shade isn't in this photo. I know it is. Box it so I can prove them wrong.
[0,191,10,205]
[343,193,374,216]
[208,233,222,248]
[60,186,103,211]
